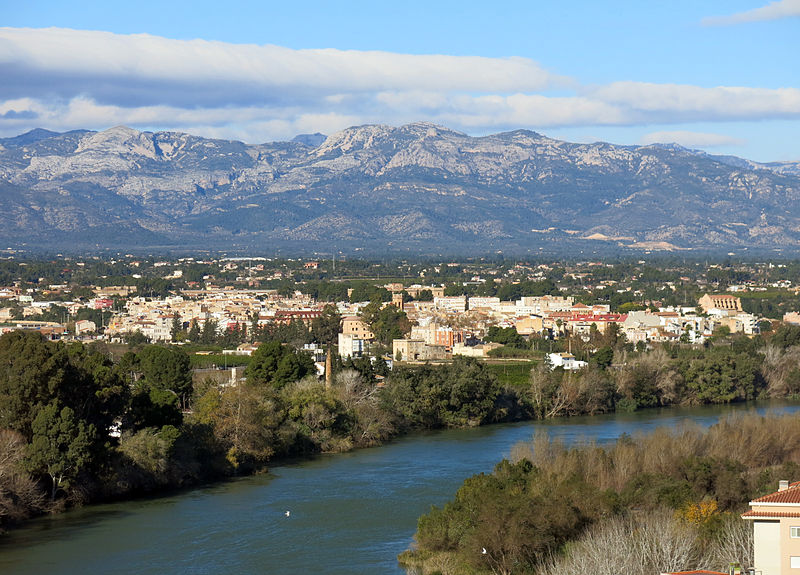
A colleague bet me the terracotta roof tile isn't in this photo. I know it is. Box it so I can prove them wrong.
[742,510,800,518]
[751,482,800,504]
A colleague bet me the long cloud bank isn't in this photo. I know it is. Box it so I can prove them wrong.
[0,27,799,143]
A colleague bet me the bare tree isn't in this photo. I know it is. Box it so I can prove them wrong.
[705,514,753,572]
[762,344,800,397]
[334,369,377,409]
[0,429,46,525]
[537,510,702,575]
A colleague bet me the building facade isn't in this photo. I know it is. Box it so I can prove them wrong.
[743,480,800,575]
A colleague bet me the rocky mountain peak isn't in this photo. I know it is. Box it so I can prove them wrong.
[75,126,159,160]
[399,121,465,139]
[1,128,61,147]
[1,122,799,254]
[314,124,395,156]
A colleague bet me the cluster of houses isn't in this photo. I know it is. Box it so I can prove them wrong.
[0,279,768,370]
[386,291,760,363]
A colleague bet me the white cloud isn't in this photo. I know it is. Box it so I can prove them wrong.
[590,82,800,122]
[0,28,799,145]
[640,130,746,149]
[0,27,565,107]
[703,0,800,25]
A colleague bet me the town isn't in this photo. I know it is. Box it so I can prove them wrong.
[5,255,800,574]
[0,255,796,373]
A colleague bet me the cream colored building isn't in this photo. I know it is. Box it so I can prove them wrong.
[338,332,369,359]
[717,312,760,335]
[698,293,743,314]
[341,316,374,340]
[433,296,467,313]
[405,285,445,299]
[468,297,501,310]
[514,315,544,336]
[392,339,447,362]
[452,342,501,357]
[743,480,800,575]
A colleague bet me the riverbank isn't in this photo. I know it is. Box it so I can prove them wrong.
[401,408,800,575]
[3,402,798,575]
[5,325,800,536]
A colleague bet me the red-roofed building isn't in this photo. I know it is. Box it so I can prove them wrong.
[743,479,800,575]
[92,297,114,310]
[274,309,322,326]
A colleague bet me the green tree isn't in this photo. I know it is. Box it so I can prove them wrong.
[311,304,341,346]
[249,312,261,343]
[485,326,528,349]
[188,320,201,343]
[201,319,219,344]
[62,341,129,435]
[193,383,283,471]
[590,346,614,369]
[170,313,183,342]
[25,402,96,500]
[348,283,391,303]
[361,302,411,347]
[495,278,559,301]
[246,341,315,389]
[416,289,434,302]
[383,359,501,428]
[123,345,192,430]
[123,330,150,346]
[137,346,193,410]
[0,331,67,438]
[282,379,352,453]
[0,332,127,440]
[128,387,183,430]
[771,324,800,349]
[711,325,731,339]
[684,357,737,403]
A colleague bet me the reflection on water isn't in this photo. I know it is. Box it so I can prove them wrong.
[1,401,798,575]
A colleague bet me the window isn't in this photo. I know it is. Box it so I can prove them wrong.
[792,556,800,569]
[793,527,800,538]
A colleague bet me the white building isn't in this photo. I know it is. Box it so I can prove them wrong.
[433,296,467,313]
[338,332,368,359]
[548,352,587,371]
[74,319,97,335]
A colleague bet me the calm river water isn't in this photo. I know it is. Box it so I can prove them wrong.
[2,401,799,574]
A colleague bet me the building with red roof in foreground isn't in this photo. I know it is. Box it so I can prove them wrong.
[742,479,800,575]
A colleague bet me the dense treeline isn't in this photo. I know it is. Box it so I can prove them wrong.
[520,324,800,419]
[401,412,800,575]
[5,322,800,534]
[0,331,509,532]
[0,331,226,529]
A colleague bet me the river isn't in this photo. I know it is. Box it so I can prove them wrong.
[2,401,798,574]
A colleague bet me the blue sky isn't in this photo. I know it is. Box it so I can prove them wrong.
[1,0,799,161]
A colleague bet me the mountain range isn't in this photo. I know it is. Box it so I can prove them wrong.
[1,122,799,255]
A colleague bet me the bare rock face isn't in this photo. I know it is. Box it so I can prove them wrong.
[1,123,799,254]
